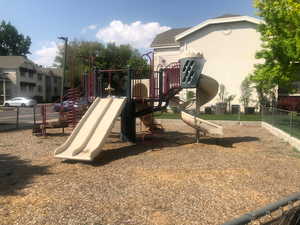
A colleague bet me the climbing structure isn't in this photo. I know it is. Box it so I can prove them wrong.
[54,54,223,161]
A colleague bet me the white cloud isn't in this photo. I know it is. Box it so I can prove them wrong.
[96,20,170,49]
[31,42,59,67]
[81,24,97,33]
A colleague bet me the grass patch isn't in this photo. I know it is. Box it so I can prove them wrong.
[263,114,300,139]
[154,112,261,121]
[199,114,261,121]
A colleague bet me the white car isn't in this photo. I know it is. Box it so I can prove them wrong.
[3,97,37,107]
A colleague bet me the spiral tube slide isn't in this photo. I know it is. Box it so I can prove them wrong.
[173,74,223,136]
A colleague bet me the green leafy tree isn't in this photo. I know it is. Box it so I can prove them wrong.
[251,0,300,93]
[240,76,253,108]
[54,40,148,87]
[0,20,31,56]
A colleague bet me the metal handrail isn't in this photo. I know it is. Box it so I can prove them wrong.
[221,192,300,225]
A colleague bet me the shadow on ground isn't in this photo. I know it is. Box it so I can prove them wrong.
[62,130,260,166]
[0,124,33,133]
[63,131,196,166]
[200,136,259,148]
[0,154,49,196]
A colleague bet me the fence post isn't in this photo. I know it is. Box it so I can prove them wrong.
[16,107,19,129]
[261,105,264,123]
[33,105,36,127]
[271,107,274,125]
[289,111,293,137]
[238,107,241,125]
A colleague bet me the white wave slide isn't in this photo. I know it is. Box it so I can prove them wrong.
[180,74,223,136]
[54,97,126,161]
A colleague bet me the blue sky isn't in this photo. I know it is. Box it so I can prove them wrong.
[0,0,258,66]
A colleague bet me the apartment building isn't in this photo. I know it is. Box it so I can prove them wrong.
[0,56,62,103]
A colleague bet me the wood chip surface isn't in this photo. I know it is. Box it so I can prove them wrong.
[0,120,300,225]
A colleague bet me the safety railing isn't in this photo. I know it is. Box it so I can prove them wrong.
[222,192,300,225]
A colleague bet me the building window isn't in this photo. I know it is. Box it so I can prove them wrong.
[54,77,57,84]
[38,74,42,81]
[57,77,61,85]
[29,84,34,92]
[54,87,58,95]
[29,71,34,79]
[20,68,26,77]
[38,85,42,93]
[20,83,27,92]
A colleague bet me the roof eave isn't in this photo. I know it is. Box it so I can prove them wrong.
[151,44,180,49]
[175,16,264,41]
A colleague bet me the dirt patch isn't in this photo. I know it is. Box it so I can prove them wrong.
[0,120,300,225]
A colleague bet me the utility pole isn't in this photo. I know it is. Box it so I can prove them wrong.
[58,36,68,102]
[0,72,8,104]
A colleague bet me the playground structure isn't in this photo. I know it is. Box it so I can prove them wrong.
[54,54,223,161]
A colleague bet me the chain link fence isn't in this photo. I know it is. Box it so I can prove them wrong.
[0,105,59,132]
[262,107,300,140]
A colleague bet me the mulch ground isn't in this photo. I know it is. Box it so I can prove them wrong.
[0,120,300,225]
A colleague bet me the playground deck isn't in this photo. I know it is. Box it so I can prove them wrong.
[1,120,300,225]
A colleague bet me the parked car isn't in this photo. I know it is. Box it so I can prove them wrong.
[52,98,88,112]
[53,100,76,112]
[3,97,37,107]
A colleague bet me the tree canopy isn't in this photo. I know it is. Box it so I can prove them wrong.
[0,20,31,56]
[54,40,148,86]
[251,0,300,93]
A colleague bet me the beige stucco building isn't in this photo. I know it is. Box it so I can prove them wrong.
[0,56,62,103]
[151,15,263,109]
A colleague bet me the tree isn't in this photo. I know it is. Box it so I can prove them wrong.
[218,84,226,102]
[240,76,253,108]
[54,40,148,87]
[251,0,300,93]
[0,20,31,56]
[224,94,236,112]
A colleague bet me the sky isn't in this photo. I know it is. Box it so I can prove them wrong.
[0,0,258,67]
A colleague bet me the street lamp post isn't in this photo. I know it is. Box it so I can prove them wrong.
[58,36,68,102]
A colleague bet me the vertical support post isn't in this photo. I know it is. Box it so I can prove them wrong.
[121,101,136,142]
[195,84,200,143]
[3,78,6,103]
[127,67,132,99]
[93,70,96,98]
[99,72,103,98]
[58,37,68,103]
[159,69,163,100]
[121,67,136,142]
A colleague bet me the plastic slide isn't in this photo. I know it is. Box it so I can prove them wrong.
[181,111,223,136]
[172,74,223,136]
[54,97,126,161]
